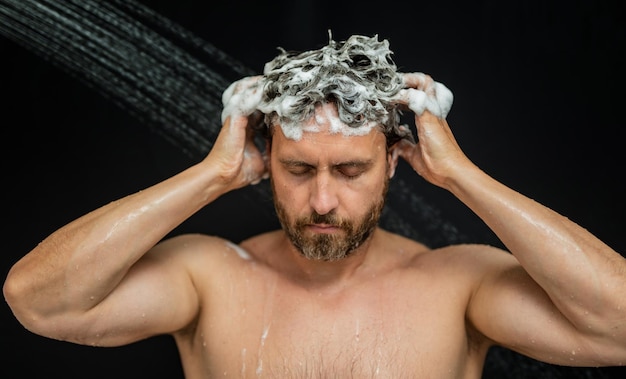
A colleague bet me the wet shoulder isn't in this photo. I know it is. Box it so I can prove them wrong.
[407,241,517,279]
[238,229,284,259]
[148,233,263,270]
[375,228,512,273]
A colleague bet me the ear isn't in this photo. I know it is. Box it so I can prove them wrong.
[386,144,401,179]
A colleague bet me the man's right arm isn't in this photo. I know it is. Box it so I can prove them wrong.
[3,112,268,346]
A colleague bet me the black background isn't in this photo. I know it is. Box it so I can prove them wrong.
[2,0,625,378]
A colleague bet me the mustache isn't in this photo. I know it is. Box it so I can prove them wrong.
[297,212,350,229]
[310,212,337,225]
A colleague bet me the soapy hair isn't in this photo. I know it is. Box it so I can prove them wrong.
[257,33,413,145]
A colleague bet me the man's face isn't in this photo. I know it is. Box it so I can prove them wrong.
[269,103,394,261]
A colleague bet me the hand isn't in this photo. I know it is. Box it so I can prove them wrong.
[206,76,269,191]
[391,73,472,189]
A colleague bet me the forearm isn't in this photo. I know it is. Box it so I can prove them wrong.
[447,163,626,327]
[4,161,228,317]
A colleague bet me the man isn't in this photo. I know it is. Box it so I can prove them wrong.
[4,34,626,378]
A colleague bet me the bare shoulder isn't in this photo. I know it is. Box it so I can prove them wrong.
[145,233,261,273]
[389,231,519,278]
[238,229,284,259]
[149,233,232,257]
[423,243,514,263]
[144,233,271,308]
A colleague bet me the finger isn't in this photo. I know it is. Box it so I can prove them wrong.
[432,82,454,117]
[221,76,264,123]
[393,138,416,158]
[398,73,454,118]
[393,138,425,175]
[401,72,435,94]
[393,88,430,116]
[392,87,452,119]
[244,122,270,183]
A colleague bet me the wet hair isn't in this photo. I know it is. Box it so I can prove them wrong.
[257,33,413,146]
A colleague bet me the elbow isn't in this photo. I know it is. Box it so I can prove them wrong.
[4,266,38,332]
[4,266,27,316]
[3,265,57,338]
[4,264,112,346]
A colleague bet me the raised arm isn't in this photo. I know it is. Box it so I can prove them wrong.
[392,73,626,366]
[3,77,268,346]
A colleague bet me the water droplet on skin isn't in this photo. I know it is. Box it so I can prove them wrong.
[227,241,252,260]
[241,349,247,376]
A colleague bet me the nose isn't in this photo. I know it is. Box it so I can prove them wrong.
[309,172,339,216]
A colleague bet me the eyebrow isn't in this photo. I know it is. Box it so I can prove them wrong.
[278,158,374,169]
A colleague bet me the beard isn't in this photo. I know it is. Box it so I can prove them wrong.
[272,178,389,262]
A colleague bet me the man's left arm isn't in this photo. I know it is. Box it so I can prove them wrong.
[450,148,626,363]
[395,101,626,365]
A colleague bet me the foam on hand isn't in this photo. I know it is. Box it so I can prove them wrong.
[398,83,453,118]
[221,76,263,123]
[397,72,454,118]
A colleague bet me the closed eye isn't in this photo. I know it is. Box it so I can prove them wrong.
[279,159,372,179]
[337,167,363,179]
[289,166,314,176]
[280,160,315,177]
[335,161,371,179]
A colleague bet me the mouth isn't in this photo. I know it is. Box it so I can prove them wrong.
[306,223,342,234]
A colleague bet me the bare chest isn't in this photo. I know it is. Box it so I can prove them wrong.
[178,269,484,378]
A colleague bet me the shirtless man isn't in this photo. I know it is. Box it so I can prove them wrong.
[4,34,626,378]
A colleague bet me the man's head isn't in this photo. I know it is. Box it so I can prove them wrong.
[214,34,404,262]
[220,34,426,261]
[244,33,410,262]
[219,34,455,261]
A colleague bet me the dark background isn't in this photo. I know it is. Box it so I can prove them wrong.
[2,0,625,378]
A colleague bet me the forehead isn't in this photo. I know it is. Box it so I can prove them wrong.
[271,103,387,160]
[274,102,381,141]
